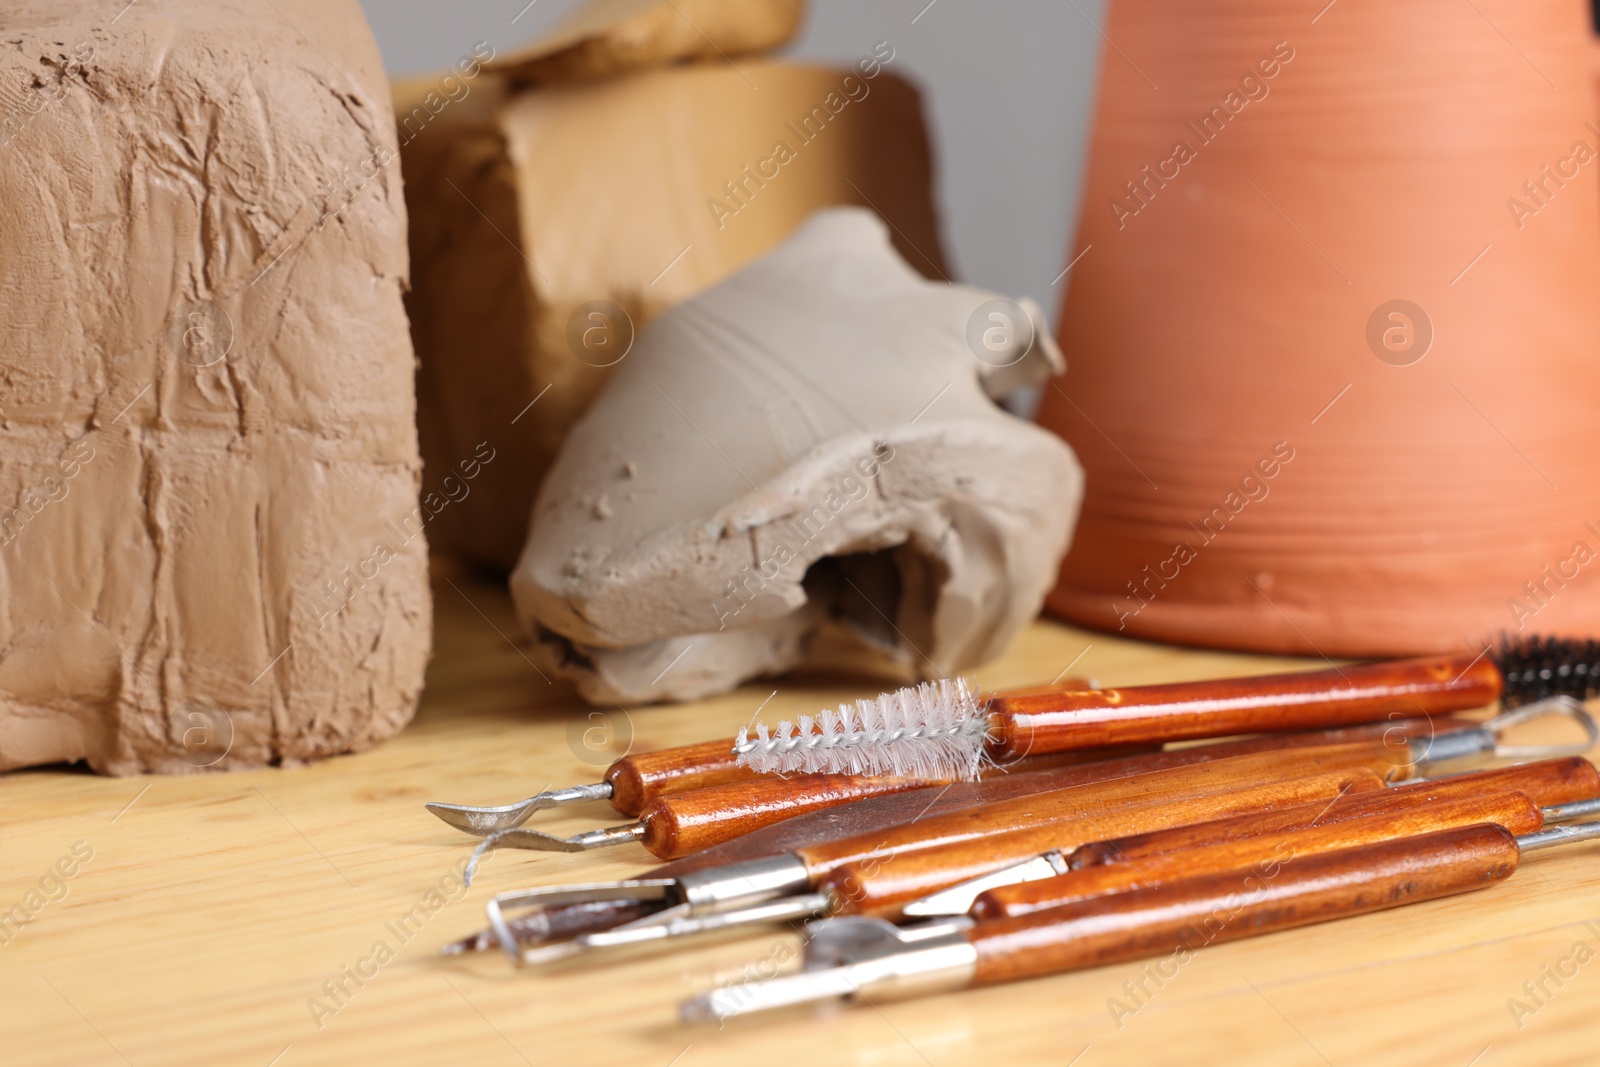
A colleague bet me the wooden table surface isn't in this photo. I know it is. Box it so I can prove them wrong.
[5,572,1599,1067]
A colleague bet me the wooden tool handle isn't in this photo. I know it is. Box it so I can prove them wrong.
[795,740,1401,876]
[967,824,1520,984]
[972,791,1541,921]
[1069,756,1600,868]
[637,774,944,859]
[986,655,1501,759]
[605,677,1103,814]
[605,741,756,816]
[607,740,1139,819]
[813,767,1386,914]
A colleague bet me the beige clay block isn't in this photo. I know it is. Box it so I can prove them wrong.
[492,0,807,86]
[513,208,1081,704]
[0,0,430,773]
[400,50,947,570]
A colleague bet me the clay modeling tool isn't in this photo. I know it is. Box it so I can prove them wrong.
[469,743,1401,965]
[425,678,1094,836]
[441,718,1460,954]
[963,791,1600,920]
[472,740,1600,964]
[733,641,1600,778]
[682,819,1600,1022]
[827,754,1600,920]
[602,752,1600,936]
[452,695,1594,859]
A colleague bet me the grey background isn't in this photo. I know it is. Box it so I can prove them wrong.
[359,0,1105,317]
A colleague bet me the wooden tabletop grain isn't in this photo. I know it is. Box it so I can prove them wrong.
[4,573,1598,1067]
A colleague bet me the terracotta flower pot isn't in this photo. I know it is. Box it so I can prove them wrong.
[1036,0,1600,656]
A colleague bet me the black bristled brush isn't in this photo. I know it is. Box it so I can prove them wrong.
[1487,636,1600,708]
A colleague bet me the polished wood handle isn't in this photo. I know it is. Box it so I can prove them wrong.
[605,740,758,816]
[968,823,1520,985]
[972,791,1541,921]
[795,739,1402,875]
[818,769,1386,915]
[638,774,945,859]
[987,655,1501,759]
[605,678,1098,815]
[1068,756,1600,869]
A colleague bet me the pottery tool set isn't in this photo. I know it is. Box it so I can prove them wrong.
[426,637,1600,1022]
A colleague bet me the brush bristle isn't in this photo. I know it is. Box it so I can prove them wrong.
[1493,636,1600,708]
[732,678,991,780]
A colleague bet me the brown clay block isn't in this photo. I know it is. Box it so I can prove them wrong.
[492,0,808,86]
[398,54,946,570]
[0,0,430,773]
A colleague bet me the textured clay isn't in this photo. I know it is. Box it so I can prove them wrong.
[1036,0,1600,656]
[491,0,807,86]
[400,50,947,570]
[0,0,430,773]
[513,208,1081,704]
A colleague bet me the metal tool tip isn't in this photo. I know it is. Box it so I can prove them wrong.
[424,801,516,835]
[424,783,616,837]
[481,823,646,853]
[487,828,599,853]
[680,993,732,1025]
[438,931,492,956]
[517,940,588,967]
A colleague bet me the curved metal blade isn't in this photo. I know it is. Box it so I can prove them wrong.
[425,782,614,835]
[484,823,647,853]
